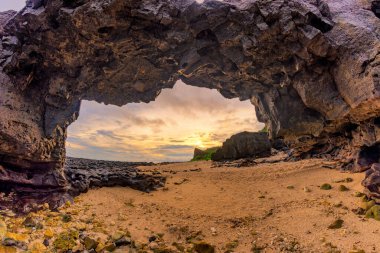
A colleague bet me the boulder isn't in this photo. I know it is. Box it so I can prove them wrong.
[362,163,380,201]
[212,132,271,161]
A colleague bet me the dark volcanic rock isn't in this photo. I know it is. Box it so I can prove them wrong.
[212,132,271,161]
[363,163,380,201]
[0,157,165,213]
[64,157,165,196]
[0,0,379,206]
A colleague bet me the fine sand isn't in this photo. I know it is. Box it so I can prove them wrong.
[76,159,377,252]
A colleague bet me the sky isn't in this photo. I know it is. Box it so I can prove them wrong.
[0,0,25,11]
[2,1,263,162]
[67,81,263,162]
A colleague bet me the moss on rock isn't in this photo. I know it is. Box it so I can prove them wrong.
[53,231,79,251]
[320,184,332,190]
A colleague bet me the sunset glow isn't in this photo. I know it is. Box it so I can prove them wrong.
[67,81,264,162]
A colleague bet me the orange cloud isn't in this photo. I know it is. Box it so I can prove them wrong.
[67,81,264,162]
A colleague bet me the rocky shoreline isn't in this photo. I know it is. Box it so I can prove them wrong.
[0,158,166,214]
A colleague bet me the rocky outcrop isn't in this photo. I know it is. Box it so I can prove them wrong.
[64,157,165,196]
[192,147,219,161]
[0,0,380,206]
[212,132,271,161]
[363,163,380,201]
[193,148,207,159]
[0,157,165,213]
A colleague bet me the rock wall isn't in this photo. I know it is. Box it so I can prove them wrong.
[0,0,380,205]
[212,132,271,161]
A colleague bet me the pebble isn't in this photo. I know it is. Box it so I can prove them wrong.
[210,227,217,236]
[0,220,7,239]
[320,184,332,190]
[303,187,311,192]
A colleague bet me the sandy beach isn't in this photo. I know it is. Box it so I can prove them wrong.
[74,159,374,252]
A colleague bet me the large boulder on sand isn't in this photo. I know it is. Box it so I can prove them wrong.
[212,132,271,161]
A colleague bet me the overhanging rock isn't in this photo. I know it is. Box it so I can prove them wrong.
[0,0,379,207]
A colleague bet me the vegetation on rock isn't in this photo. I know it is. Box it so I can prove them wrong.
[191,148,219,161]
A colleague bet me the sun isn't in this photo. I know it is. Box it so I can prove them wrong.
[194,139,205,149]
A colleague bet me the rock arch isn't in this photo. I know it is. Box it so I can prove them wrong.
[0,0,380,207]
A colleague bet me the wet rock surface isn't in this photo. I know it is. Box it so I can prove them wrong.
[212,132,271,161]
[0,0,379,206]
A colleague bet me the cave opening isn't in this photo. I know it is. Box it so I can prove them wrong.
[66,81,264,163]
[372,0,380,18]
[357,142,380,170]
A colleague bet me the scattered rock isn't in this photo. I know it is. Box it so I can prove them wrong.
[193,242,215,253]
[320,184,332,190]
[174,179,190,185]
[365,205,380,220]
[44,229,54,239]
[22,216,42,228]
[112,231,125,241]
[353,192,365,197]
[28,241,47,253]
[53,231,79,251]
[0,220,7,239]
[328,219,344,229]
[0,246,16,253]
[225,240,239,252]
[103,243,117,252]
[43,239,49,247]
[149,235,157,242]
[83,236,98,250]
[361,200,376,211]
[338,185,349,191]
[115,236,132,247]
[352,207,366,215]
[349,249,366,253]
[334,178,354,183]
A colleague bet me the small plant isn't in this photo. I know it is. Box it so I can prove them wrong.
[124,199,135,207]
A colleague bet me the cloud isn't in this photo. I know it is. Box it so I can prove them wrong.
[67,81,264,162]
[96,130,124,141]
[155,145,194,150]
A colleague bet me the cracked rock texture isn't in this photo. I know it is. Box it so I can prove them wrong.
[0,0,380,205]
[64,157,165,196]
[212,131,271,161]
